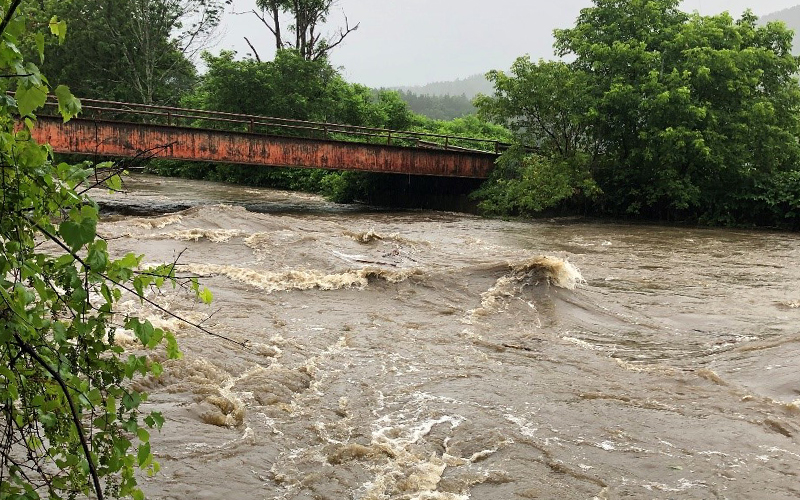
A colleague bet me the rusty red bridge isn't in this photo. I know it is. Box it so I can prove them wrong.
[32,97,503,179]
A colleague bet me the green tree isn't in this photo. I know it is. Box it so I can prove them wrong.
[28,0,227,105]
[476,58,597,159]
[473,57,600,213]
[470,148,580,215]
[192,49,411,128]
[1,3,214,498]
[193,49,339,121]
[476,0,800,223]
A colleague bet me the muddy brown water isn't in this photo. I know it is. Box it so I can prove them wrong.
[91,174,800,499]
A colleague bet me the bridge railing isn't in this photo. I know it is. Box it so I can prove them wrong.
[39,96,508,154]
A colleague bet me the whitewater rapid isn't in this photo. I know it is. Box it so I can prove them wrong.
[92,175,800,499]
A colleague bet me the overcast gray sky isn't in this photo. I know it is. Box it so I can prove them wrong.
[215,1,800,88]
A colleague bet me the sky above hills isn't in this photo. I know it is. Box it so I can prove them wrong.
[216,1,800,88]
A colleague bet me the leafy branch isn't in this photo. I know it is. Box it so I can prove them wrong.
[28,218,247,349]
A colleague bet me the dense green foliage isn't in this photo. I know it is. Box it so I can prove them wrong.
[25,0,227,105]
[396,90,476,120]
[761,5,800,56]
[189,50,411,128]
[1,4,209,498]
[476,0,800,226]
[412,112,511,144]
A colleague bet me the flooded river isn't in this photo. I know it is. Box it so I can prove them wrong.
[93,174,800,499]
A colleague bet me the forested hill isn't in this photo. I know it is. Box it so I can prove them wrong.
[397,6,800,99]
[394,90,476,120]
[395,74,493,99]
[760,5,800,55]
[391,74,492,120]
[396,6,800,120]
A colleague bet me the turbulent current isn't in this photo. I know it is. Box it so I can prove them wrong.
[92,175,800,499]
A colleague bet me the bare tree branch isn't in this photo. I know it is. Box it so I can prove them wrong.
[314,15,358,60]
[244,36,262,62]
[251,0,358,61]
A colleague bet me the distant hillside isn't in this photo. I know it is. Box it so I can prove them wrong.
[395,90,476,121]
[396,74,493,100]
[760,5,800,55]
[393,8,800,104]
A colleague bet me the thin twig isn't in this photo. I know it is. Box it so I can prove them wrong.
[76,145,172,196]
[167,248,188,284]
[197,307,223,327]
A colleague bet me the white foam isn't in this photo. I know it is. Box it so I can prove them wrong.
[156,228,246,243]
[642,479,707,492]
[504,414,538,438]
[135,213,184,229]
[183,263,420,293]
[563,337,599,351]
[358,415,466,500]
[597,441,617,451]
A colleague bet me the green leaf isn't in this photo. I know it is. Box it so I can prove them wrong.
[165,332,182,360]
[199,287,214,305]
[59,217,97,251]
[106,397,117,416]
[118,253,142,269]
[129,319,154,346]
[137,442,151,467]
[34,33,45,64]
[86,388,103,406]
[106,174,123,191]
[18,141,47,167]
[86,241,109,272]
[122,391,142,411]
[149,460,161,476]
[136,428,150,443]
[55,85,81,122]
[49,16,68,44]
[15,83,47,117]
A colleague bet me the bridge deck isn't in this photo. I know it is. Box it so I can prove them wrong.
[30,98,502,179]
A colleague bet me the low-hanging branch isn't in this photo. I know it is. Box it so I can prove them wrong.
[13,335,106,500]
[27,217,250,349]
